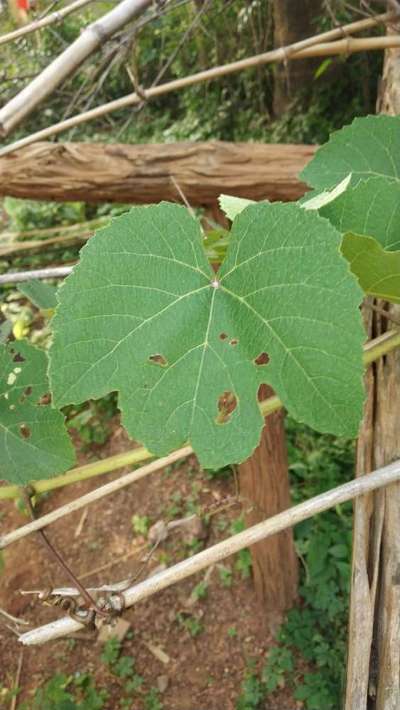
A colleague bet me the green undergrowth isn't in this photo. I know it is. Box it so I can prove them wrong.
[16,637,164,710]
[237,417,354,710]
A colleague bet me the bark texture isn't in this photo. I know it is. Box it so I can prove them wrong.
[345,33,400,710]
[0,141,315,204]
[239,386,298,612]
[273,0,323,114]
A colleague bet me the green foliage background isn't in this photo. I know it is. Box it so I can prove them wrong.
[0,0,383,145]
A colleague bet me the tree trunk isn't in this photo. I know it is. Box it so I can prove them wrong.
[345,26,400,709]
[0,140,315,204]
[273,0,323,114]
[239,386,298,613]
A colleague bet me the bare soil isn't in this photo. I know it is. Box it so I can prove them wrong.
[0,420,301,709]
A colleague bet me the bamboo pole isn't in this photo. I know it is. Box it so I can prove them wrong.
[0,0,153,135]
[1,26,400,156]
[0,0,94,47]
[0,446,193,549]
[0,266,72,285]
[0,331,399,504]
[17,457,400,646]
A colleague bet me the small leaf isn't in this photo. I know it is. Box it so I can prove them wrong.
[341,232,400,304]
[301,175,351,211]
[0,340,74,484]
[19,279,58,310]
[218,194,255,221]
[50,202,365,470]
[301,115,400,191]
[314,58,332,79]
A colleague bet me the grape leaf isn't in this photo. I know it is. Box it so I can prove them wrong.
[341,233,400,304]
[301,115,400,191]
[19,279,58,310]
[0,340,74,484]
[49,202,365,469]
[319,176,400,252]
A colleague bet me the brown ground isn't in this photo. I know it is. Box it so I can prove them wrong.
[0,420,301,709]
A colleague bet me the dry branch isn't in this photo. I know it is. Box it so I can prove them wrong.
[0,0,94,47]
[0,141,315,205]
[1,12,400,155]
[17,458,400,645]
[0,0,153,135]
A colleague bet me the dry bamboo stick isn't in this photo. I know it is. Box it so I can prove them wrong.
[0,446,193,549]
[0,0,153,135]
[0,0,94,47]
[0,266,72,284]
[17,457,400,646]
[1,21,399,155]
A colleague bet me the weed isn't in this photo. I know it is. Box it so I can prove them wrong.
[191,580,208,601]
[113,656,135,679]
[235,549,252,579]
[236,670,264,710]
[262,647,294,693]
[20,672,107,710]
[100,636,121,667]
[218,564,233,588]
[166,491,183,519]
[176,612,204,637]
[132,514,150,537]
[144,687,164,710]
[230,518,253,579]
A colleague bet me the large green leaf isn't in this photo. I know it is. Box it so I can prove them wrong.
[0,340,74,484]
[320,177,400,252]
[301,115,400,191]
[341,233,400,304]
[49,203,365,469]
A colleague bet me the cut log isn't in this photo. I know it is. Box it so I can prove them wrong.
[0,141,315,204]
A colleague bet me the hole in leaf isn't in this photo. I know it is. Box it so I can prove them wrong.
[38,393,51,406]
[148,354,168,367]
[254,352,270,366]
[24,386,32,397]
[219,333,228,340]
[13,352,25,363]
[230,339,239,346]
[20,423,31,439]
[215,391,237,425]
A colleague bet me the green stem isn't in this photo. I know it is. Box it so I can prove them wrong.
[362,329,400,366]
[0,447,152,500]
[1,329,400,502]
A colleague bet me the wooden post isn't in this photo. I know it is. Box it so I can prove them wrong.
[345,18,400,708]
[239,385,298,612]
